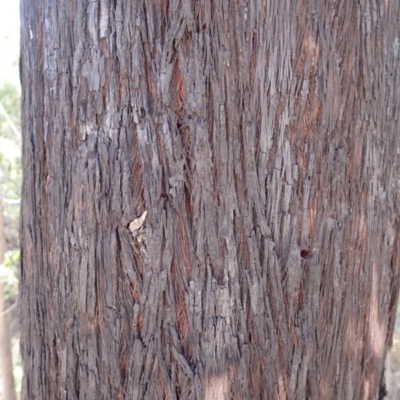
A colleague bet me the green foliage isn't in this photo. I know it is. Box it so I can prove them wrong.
[0,77,21,299]
[0,11,22,396]
[0,80,20,128]
[0,79,21,199]
[0,249,19,300]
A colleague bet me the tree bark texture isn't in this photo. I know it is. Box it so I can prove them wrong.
[20,1,400,399]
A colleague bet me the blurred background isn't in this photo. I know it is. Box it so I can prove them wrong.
[0,1,22,399]
[0,2,399,399]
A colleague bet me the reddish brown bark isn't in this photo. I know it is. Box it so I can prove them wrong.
[20,1,400,399]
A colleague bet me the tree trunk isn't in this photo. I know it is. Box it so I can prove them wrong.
[20,1,400,399]
[0,195,17,400]
[0,284,17,400]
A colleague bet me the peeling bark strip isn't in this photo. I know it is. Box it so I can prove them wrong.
[20,0,400,399]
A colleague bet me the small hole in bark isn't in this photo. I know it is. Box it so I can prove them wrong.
[301,249,312,259]
[160,192,169,201]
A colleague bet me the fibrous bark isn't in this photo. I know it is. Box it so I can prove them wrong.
[20,1,400,399]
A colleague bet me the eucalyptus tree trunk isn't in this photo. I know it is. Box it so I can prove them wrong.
[20,1,400,399]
